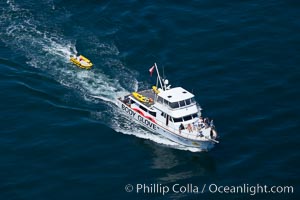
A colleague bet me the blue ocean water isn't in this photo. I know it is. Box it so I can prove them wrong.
[0,0,299,199]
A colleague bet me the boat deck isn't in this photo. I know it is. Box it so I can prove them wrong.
[130,89,156,108]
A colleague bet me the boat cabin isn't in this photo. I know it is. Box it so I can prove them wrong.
[123,86,201,132]
[153,87,200,128]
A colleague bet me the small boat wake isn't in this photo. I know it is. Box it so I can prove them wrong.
[0,0,204,152]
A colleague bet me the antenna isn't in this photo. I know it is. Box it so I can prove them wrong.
[154,63,164,91]
[163,65,165,79]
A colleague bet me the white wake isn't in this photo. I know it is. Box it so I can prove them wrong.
[0,0,203,152]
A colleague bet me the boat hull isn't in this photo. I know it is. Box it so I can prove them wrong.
[117,100,214,151]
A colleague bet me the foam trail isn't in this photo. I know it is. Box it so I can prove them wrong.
[1,0,129,103]
[0,0,203,152]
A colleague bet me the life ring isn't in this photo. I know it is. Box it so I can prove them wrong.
[210,129,218,139]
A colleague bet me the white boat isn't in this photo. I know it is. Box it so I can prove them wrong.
[117,63,219,151]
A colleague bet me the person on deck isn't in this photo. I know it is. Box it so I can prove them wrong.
[210,119,214,128]
[192,121,197,131]
[187,124,192,133]
[199,117,204,123]
[179,123,184,134]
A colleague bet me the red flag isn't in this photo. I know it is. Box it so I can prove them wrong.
[149,65,155,76]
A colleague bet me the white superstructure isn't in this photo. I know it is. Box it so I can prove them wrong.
[117,63,218,150]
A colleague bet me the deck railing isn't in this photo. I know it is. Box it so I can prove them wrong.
[155,120,206,141]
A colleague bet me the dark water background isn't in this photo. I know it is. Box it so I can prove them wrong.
[0,0,299,199]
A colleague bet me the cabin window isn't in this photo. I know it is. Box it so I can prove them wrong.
[169,102,179,109]
[183,115,192,121]
[192,113,198,118]
[157,96,163,104]
[163,99,169,106]
[139,105,148,112]
[169,117,174,122]
[185,99,191,106]
[173,117,183,123]
[149,111,156,117]
[179,100,185,107]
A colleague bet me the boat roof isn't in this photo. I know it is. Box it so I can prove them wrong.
[158,87,194,103]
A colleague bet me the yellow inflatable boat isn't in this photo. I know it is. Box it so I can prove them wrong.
[70,55,93,69]
[132,92,149,103]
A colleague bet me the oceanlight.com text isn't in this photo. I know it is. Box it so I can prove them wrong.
[208,183,293,195]
[124,183,294,196]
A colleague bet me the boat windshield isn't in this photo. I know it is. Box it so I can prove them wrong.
[169,98,196,109]
[157,97,196,109]
[169,102,179,109]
